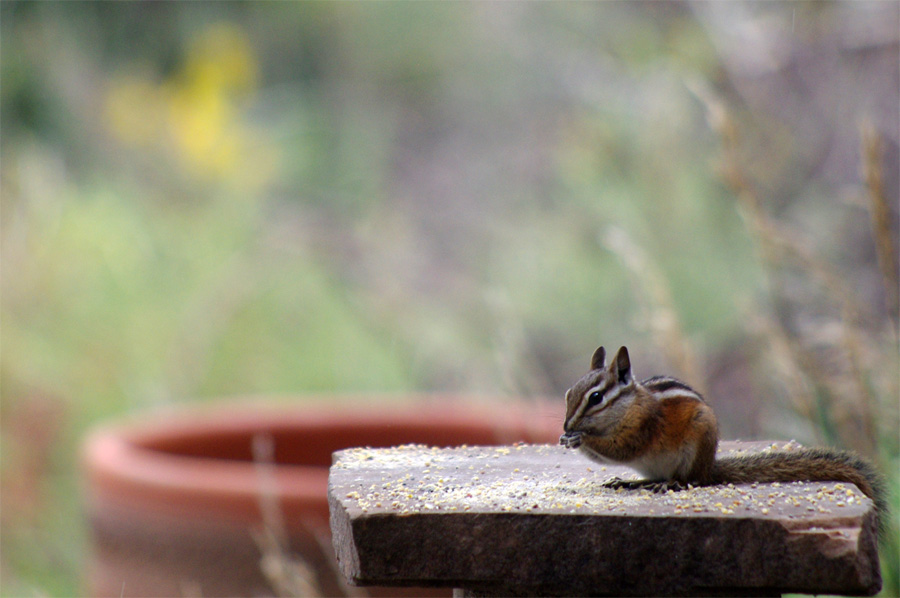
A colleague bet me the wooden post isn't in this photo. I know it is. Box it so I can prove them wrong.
[329,441,881,596]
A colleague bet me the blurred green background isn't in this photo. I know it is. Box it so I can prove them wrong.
[1,2,897,596]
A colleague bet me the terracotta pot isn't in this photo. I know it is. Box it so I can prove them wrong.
[81,397,560,597]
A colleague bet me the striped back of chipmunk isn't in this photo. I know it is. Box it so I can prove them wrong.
[640,376,706,403]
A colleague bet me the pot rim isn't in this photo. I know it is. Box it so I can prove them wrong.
[81,395,559,525]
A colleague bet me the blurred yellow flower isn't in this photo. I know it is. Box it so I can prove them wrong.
[103,23,274,188]
[181,23,257,96]
[165,76,241,179]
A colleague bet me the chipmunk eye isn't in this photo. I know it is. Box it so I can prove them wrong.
[586,391,603,409]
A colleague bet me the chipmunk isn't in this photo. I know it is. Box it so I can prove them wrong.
[559,345,886,528]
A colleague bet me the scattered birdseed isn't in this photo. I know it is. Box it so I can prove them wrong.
[330,443,875,523]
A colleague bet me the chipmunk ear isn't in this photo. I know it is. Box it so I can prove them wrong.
[590,346,607,370]
[613,346,632,384]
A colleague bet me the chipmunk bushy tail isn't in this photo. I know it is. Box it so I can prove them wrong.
[710,447,887,534]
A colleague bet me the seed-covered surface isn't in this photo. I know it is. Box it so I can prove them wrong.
[328,441,881,597]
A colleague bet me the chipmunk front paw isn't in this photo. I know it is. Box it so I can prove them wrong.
[559,431,583,449]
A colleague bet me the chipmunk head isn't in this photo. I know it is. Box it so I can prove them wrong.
[563,345,635,436]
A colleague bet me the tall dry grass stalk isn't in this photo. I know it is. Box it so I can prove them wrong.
[861,121,899,340]
[690,77,898,596]
[252,433,323,598]
[689,78,887,458]
[601,226,707,396]
[744,308,824,444]
[251,433,368,598]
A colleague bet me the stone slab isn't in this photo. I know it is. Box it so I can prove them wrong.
[328,441,881,596]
